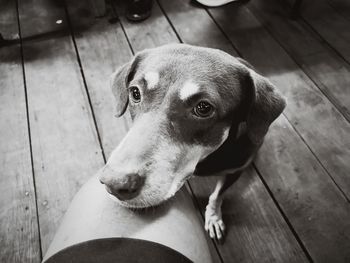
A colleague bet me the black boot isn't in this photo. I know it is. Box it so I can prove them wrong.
[126,0,153,22]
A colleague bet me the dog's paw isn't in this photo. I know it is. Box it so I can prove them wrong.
[205,196,225,241]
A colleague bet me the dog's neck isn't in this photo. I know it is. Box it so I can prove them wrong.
[193,123,258,176]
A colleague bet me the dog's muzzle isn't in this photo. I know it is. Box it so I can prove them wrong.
[97,112,217,208]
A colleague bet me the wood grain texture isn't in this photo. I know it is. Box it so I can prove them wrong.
[115,0,178,51]
[18,0,105,253]
[0,46,41,263]
[18,0,67,39]
[88,0,106,17]
[289,0,350,63]
[0,0,19,40]
[189,168,308,263]
[204,3,350,262]
[256,115,350,263]
[326,0,350,20]
[248,0,350,121]
[65,1,131,157]
[207,3,350,199]
[0,2,41,261]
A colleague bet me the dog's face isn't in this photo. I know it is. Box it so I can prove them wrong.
[99,44,285,208]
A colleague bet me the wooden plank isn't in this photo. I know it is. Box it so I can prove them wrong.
[0,1,41,262]
[189,168,309,263]
[257,114,350,263]
[248,0,350,121]
[18,0,66,39]
[65,1,131,156]
[88,0,106,17]
[288,0,350,63]
[326,0,350,20]
[0,46,41,263]
[114,0,178,51]
[202,3,350,262]
[157,0,235,53]
[18,0,105,253]
[0,0,19,40]
[208,3,350,199]
[118,0,309,262]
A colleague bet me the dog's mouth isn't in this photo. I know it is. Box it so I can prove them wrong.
[112,196,167,209]
[107,190,170,209]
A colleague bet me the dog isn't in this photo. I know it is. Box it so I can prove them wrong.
[98,44,286,240]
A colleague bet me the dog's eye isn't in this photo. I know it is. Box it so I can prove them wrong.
[194,101,214,118]
[130,86,141,103]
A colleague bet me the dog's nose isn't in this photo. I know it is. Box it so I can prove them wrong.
[100,173,144,201]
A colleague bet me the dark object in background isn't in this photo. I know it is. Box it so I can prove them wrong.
[291,0,303,19]
[45,238,192,263]
[126,0,153,22]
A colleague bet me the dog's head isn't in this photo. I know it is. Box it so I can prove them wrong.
[98,44,285,208]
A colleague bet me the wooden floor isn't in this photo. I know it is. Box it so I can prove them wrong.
[1,0,350,262]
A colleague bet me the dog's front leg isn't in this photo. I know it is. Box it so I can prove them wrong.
[205,172,242,241]
[205,175,225,240]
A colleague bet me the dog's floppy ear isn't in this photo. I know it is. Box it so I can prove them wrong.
[242,62,286,145]
[110,54,142,117]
